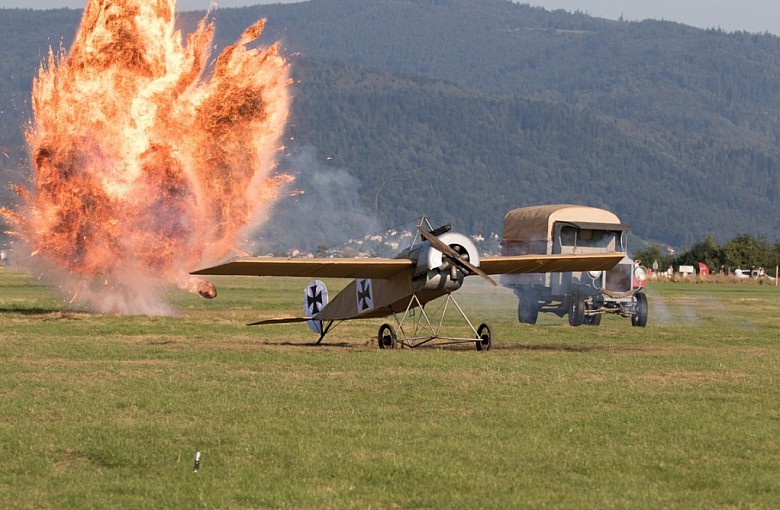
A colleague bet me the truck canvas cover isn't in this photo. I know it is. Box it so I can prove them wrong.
[503,204,623,242]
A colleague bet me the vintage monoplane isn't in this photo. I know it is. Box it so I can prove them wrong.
[191,218,622,350]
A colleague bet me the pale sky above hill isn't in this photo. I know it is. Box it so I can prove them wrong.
[0,0,299,10]
[526,1,780,35]
[0,0,778,35]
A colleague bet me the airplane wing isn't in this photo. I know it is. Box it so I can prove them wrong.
[191,256,414,279]
[479,252,623,275]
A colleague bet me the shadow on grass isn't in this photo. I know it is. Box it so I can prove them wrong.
[0,307,60,315]
[257,340,361,349]
[504,343,605,353]
[249,339,619,353]
[0,307,86,320]
[235,338,659,354]
[499,343,660,354]
[265,340,490,352]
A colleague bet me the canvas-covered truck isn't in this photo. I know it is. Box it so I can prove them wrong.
[500,204,648,327]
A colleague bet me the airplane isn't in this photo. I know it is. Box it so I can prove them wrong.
[191,218,623,350]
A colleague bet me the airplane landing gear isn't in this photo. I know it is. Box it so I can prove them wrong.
[378,323,398,349]
[380,293,494,350]
[476,323,493,351]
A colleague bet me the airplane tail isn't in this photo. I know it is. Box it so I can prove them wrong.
[303,280,328,334]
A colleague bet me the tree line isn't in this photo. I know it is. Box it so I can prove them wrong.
[635,234,780,275]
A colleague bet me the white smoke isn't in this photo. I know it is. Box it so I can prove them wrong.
[255,145,382,254]
[645,287,756,329]
[12,247,177,316]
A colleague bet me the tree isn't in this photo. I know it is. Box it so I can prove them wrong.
[721,234,768,269]
[634,244,671,272]
[679,235,722,272]
[768,241,780,273]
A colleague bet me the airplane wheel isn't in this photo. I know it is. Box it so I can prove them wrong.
[631,293,648,327]
[476,322,493,351]
[378,323,397,349]
[568,290,585,327]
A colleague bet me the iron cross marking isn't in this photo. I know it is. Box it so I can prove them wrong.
[306,283,323,315]
[356,279,373,312]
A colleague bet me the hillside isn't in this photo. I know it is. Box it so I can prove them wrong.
[2,1,779,251]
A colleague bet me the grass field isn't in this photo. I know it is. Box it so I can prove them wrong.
[1,267,779,509]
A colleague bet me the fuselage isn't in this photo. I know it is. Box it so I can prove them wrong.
[315,231,480,320]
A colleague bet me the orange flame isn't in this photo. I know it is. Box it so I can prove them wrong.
[1,0,290,314]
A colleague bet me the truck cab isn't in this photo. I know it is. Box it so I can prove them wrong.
[500,205,648,326]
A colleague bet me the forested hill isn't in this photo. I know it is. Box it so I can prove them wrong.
[1,1,779,251]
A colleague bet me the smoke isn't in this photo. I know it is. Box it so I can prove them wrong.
[61,267,176,316]
[9,245,177,315]
[645,287,756,329]
[255,145,382,254]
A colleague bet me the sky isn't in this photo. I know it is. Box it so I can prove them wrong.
[0,0,300,10]
[526,0,780,35]
[0,0,778,36]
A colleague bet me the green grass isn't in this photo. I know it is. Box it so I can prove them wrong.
[1,268,779,508]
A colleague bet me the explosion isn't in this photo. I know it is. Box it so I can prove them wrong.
[1,0,290,314]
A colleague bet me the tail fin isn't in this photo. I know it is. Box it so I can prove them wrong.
[303,280,328,334]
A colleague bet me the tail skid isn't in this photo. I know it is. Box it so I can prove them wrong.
[247,279,331,341]
[247,315,339,345]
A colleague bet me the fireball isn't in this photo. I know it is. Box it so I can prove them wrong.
[1,0,290,314]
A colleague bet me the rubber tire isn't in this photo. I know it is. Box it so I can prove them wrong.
[517,295,539,324]
[476,322,493,351]
[584,313,602,326]
[378,323,397,349]
[631,293,648,327]
[568,290,585,327]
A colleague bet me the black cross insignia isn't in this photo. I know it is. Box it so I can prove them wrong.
[306,283,323,315]
[357,279,373,312]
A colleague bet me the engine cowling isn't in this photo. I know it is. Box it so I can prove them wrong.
[412,232,480,292]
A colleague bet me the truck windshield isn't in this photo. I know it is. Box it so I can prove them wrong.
[559,226,618,250]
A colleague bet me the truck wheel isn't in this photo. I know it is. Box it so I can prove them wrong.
[631,293,648,327]
[517,296,539,324]
[568,290,585,327]
[584,313,602,326]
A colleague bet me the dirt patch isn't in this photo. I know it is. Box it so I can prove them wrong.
[497,343,681,355]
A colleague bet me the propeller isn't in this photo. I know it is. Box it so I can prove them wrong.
[417,226,497,286]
